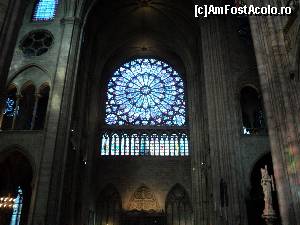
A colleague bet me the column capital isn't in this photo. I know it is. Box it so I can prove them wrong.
[34,93,42,99]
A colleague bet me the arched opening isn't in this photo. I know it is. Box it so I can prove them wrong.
[246,153,281,225]
[16,83,36,130]
[1,85,18,130]
[73,2,195,225]
[96,185,122,225]
[0,151,33,225]
[166,184,192,225]
[33,84,50,130]
[240,86,265,135]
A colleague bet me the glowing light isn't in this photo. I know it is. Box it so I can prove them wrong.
[100,133,189,156]
[32,0,58,21]
[105,58,186,126]
[10,187,23,225]
[4,98,18,117]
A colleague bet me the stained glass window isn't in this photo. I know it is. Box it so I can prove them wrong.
[10,187,23,225]
[32,0,58,21]
[101,58,189,157]
[105,58,186,126]
[100,132,189,156]
[4,98,18,117]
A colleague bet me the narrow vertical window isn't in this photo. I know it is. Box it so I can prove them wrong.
[240,86,266,135]
[10,187,23,225]
[1,86,18,130]
[16,84,35,130]
[33,85,50,130]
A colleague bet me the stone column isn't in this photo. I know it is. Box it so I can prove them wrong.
[11,94,21,130]
[248,4,300,225]
[187,56,211,225]
[30,93,41,130]
[0,93,6,130]
[200,16,246,225]
[0,0,26,101]
[29,16,82,225]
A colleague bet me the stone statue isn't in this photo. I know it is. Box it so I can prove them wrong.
[261,165,277,225]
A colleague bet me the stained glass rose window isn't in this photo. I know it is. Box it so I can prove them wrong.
[105,58,186,126]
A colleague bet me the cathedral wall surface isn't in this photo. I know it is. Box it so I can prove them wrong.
[0,0,9,29]
[93,157,191,210]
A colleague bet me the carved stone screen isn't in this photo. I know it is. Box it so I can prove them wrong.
[128,186,160,212]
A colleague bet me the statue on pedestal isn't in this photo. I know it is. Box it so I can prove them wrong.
[260,165,277,225]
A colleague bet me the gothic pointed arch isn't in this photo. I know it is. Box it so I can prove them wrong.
[166,184,192,225]
[0,150,34,225]
[1,66,51,130]
[240,85,266,135]
[96,184,122,225]
[16,82,36,130]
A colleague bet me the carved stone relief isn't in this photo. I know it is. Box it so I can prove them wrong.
[128,185,160,211]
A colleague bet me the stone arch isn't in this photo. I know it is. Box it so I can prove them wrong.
[239,85,266,134]
[15,82,36,130]
[96,184,122,225]
[33,82,50,130]
[0,149,35,225]
[7,64,50,90]
[0,145,36,177]
[166,184,192,225]
[1,66,51,130]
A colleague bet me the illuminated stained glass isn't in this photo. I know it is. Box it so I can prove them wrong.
[4,98,18,117]
[105,58,186,126]
[101,134,110,155]
[10,187,23,225]
[32,0,58,21]
[101,58,189,157]
[100,133,189,156]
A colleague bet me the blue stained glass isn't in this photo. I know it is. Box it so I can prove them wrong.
[100,133,189,156]
[32,0,58,21]
[10,187,23,225]
[4,98,18,117]
[105,58,186,126]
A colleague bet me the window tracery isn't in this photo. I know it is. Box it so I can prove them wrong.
[101,58,189,157]
[105,58,186,126]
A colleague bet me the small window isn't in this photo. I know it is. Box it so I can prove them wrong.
[32,0,58,21]
[240,86,266,135]
[2,86,18,130]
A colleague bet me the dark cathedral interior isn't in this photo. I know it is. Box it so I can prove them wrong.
[0,0,299,225]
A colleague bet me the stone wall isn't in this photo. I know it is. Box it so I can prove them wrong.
[0,0,9,33]
[93,157,191,210]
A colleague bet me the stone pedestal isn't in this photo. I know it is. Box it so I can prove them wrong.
[262,214,278,225]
